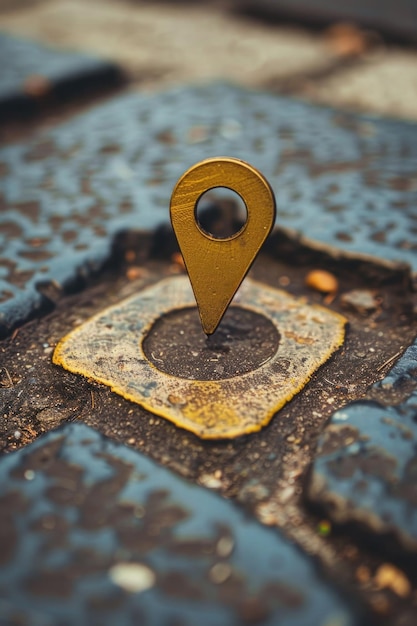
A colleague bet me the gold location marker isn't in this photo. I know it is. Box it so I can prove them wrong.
[170,157,276,335]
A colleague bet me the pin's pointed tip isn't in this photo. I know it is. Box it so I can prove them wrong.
[202,319,220,337]
[199,311,221,337]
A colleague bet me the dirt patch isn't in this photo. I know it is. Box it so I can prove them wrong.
[143,305,279,380]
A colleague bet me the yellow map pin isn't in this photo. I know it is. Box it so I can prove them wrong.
[170,157,276,335]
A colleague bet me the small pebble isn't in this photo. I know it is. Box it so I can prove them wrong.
[209,563,232,584]
[216,536,234,558]
[199,473,222,489]
[374,563,411,597]
[109,562,156,593]
[341,289,379,315]
[324,22,373,57]
[305,270,338,294]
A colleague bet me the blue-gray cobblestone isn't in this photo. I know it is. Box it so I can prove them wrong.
[0,423,360,626]
[0,32,121,115]
[308,338,417,553]
[1,82,417,333]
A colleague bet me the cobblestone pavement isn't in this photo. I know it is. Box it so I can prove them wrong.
[308,338,417,555]
[0,31,122,117]
[1,1,417,625]
[0,423,361,626]
[1,0,417,121]
[1,82,416,334]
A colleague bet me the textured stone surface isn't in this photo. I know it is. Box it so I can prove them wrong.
[303,50,417,121]
[1,82,417,334]
[2,0,417,123]
[237,0,417,41]
[308,338,417,553]
[0,0,333,90]
[0,32,121,115]
[0,422,360,626]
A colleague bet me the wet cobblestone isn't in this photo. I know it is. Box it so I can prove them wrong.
[1,83,417,334]
[308,338,417,555]
[0,422,361,626]
[0,32,121,117]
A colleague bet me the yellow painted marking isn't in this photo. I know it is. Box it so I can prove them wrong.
[53,277,346,439]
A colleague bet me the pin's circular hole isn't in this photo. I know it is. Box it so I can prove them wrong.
[195,187,248,240]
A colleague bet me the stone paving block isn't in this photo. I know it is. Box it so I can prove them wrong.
[1,83,417,335]
[3,0,417,124]
[0,0,334,89]
[0,422,360,626]
[302,50,417,121]
[0,32,122,117]
[237,0,417,41]
[308,338,417,554]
